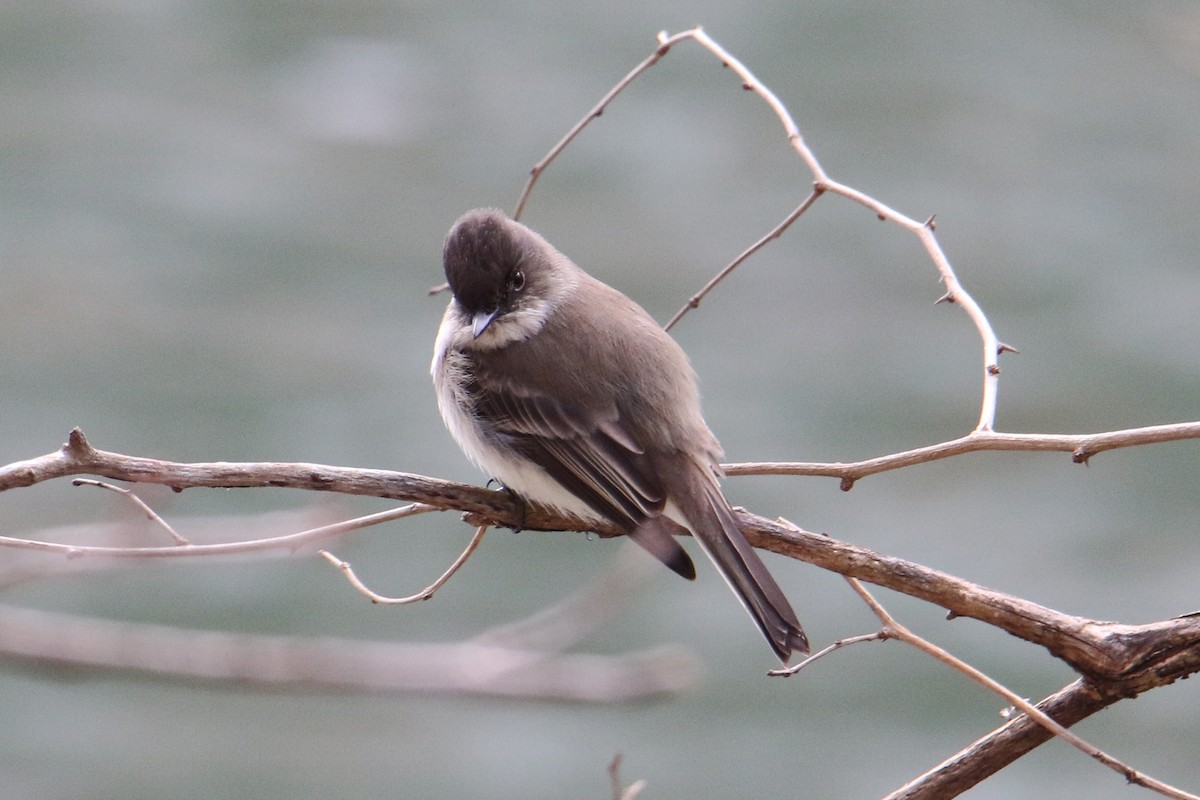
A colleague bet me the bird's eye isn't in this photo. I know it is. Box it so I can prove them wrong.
[510,270,525,291]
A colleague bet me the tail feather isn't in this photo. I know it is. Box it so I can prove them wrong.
[674,467,808,663]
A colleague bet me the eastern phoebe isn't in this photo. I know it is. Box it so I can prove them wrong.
[431,208,808,663]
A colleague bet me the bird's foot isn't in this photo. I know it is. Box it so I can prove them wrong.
[486,478,528,532]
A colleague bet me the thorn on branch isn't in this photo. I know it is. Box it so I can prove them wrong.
[924,214,937,230]
[998,341,1021,355]
[934,291,955,305]
[987,364,1001,376]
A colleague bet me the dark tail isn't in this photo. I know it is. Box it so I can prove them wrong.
[674,466,809,664]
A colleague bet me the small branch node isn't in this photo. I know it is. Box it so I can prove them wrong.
[987,364,1001,376]
[924,214,937,230]
[65,427,96,459]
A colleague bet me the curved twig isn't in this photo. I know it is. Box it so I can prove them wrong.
[319,524,488,604]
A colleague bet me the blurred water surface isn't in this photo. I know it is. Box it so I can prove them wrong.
[1,2,1198,798]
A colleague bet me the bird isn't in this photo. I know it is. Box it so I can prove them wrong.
[431,208,808,663]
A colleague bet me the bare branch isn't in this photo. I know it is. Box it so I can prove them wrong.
[831,577,1198,800]
[725,422,1200,489]
[0,601,698,703]
[744,512,1200,682]
[515,27,1005,429]
[676,27,1005,430]
[1,430,1197,690]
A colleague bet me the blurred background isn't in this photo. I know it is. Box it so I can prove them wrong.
[2,1,1198,797]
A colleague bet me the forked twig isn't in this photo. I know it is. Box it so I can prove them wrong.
[514,26,1005,430]
[319,524,488,604]
[827,575,1198,800]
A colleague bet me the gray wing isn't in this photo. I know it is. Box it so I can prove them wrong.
[465,370,696,579]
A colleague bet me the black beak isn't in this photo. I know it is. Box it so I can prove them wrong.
[472,308,499,338]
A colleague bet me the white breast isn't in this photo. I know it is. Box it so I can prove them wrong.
[431,304,598,522]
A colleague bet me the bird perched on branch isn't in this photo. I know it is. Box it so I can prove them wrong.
[432,208,808,663]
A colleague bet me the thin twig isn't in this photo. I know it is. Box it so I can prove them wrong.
[768,631,887,677]
[318,524,488,604]
[511,29,697,221]
[664,189,823,331]
[71,478,190,544]
[0,501,435,559]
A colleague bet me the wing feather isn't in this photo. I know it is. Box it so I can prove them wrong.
[464,358,694,579]
[469,373,661,522]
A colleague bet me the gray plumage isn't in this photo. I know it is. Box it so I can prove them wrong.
[432,208,808,663]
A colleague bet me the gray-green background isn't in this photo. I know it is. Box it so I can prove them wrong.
[2,1,1198,798]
